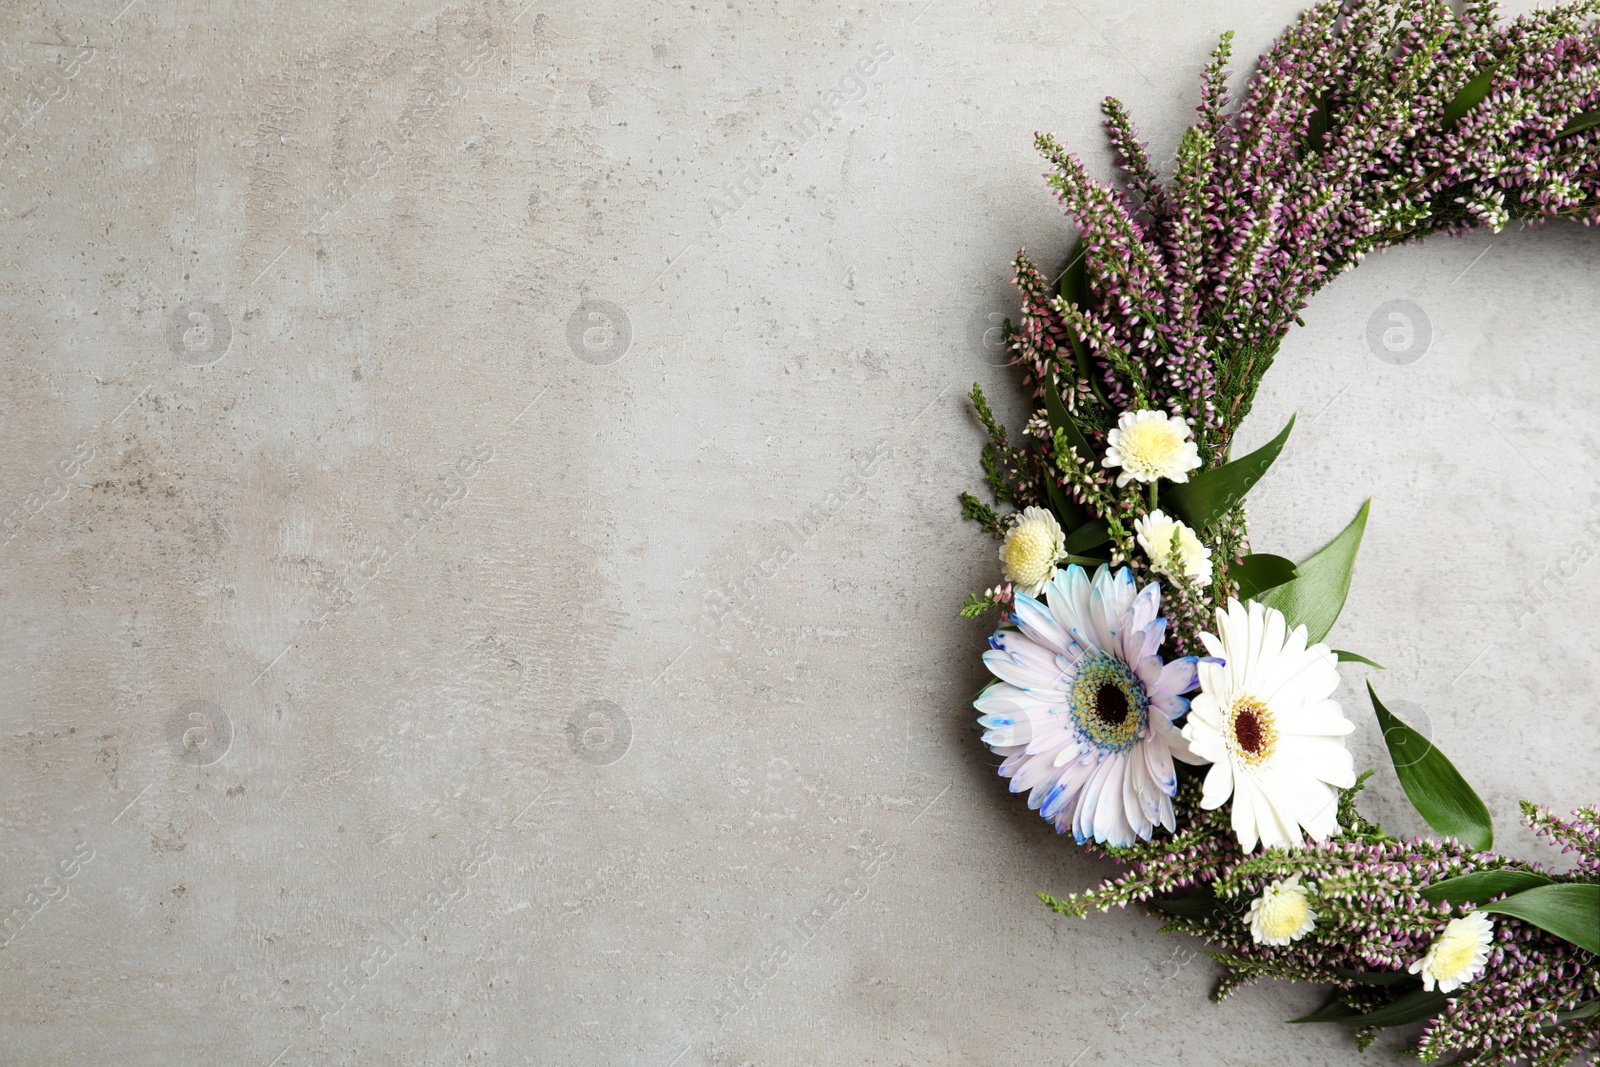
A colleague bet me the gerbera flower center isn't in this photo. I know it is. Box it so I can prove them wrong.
[1227,696,1278,765]
[1094,684,1128,726]
[1069,651,1148,753]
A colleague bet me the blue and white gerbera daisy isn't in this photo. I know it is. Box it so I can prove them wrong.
[975,564,1203,846]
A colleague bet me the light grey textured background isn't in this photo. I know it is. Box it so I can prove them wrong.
[1,0,1596,1064]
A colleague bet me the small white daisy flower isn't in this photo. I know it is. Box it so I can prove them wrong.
[1102,409,1203,487]
[1246,874,1317,946]
[1409,912,1495,993]
[1134,509,1213,585]
[999,506,1066,596]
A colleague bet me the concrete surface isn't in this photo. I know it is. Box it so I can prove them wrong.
[1,0,1596,1064]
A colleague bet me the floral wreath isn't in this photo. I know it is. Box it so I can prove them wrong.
[960,2,1600,1063]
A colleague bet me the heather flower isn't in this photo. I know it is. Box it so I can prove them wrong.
[1103,410,1202,487]
[976,565,1201,845]
[1182,599,1356,852]
[999,506,1066,596]
[1409,912,1495,993]
[1246,874,1316,945]
[1134,509,1213,585]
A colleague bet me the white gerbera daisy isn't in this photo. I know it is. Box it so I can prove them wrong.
[1180,598,1357,853]
[998,506,1066,596]
[1102,409,1203,487]
[1246,874,1317,945]
[975,565,1206,846]
[1409,912,1495,993]
[1134,509,1213,585]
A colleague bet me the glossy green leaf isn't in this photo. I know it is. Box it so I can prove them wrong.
[1482,884,1600,955]
[1044,375,1096,468]
[1149,888,1221,920]
[1556,998,1600,1024]
[1333,650,1386,669]
[1557,109,1600,137]
[1056,242,1108,412]
[1443,65,1500,129]
[1368,683,1493,851]
[1062,517,1110,555]
[1288,997,1361,1024]
[1040,470,1082,534]
[1339,988,1449,1028]
[1328,966,1421,987]
[1307,96,1332,151]
[1258,499,1369,644]
[1292,988,1450,1027]
[1164,414,1295,532]
[1042,374,1092,530]
[1420,870,1554,907]
[1058,242,1089,308]
[1232,553,1298,600]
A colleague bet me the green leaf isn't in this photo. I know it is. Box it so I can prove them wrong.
[1340,988,1449,1028]
[1307,96,1331,151]
[1558,109,1600,137]
[1057,241,1109,413]
[1333,650,1386,669]
[1059,241,1089,308]
[1044,373,1096,467]
[1164,414,1295,532]
[1420,870,1554,907]
[1041,373,1093,531]
[1232,553,1298,600]
[1293,988,1449,1027]
[1328,966,1422,987]
[1062,517,1110,555]
[1556,997,1600,1024]
[1482,883,1600,955]
[1368,683,1493,851]
[1257,499,1370,644]
[1289,997,1361,1024]
[1149,888,1222,920]
[1041,475,1084,535]
[1443,65,1499,129]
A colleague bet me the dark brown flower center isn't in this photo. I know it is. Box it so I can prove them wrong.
[1227,696,1277,765]
[1234,708,1264,752]
[1094,683,1128,726]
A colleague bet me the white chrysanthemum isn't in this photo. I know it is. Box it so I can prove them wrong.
[1409,912,1495,993]
[1102,409,1202,487]
[975,565,1206,846]
[1134,509,1213,585]
[1180,599,1357,853]
[998,506,1066,596]
[1246,874,1317,946]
